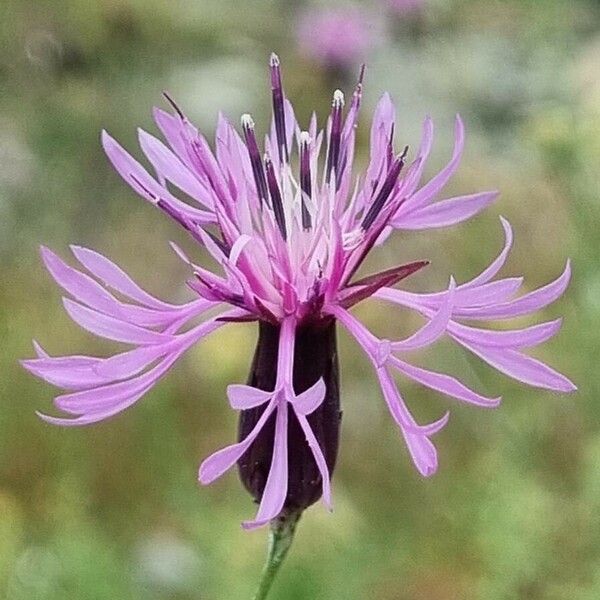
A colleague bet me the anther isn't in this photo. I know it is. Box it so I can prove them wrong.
[299,131,312,230]
[264,154,288,241]
[361,149,408,230]
[325,90,344,185]
[241,113,269,207]
[269,53,289,164]
[162,91,185,120]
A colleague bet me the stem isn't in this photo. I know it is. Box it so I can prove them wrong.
[252,510,301,600]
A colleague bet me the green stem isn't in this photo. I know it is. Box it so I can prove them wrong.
[252,510,301,600]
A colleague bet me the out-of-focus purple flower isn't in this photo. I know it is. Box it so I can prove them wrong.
[23,54,575,530]
[296,8,373,70]
[386,0,425,15]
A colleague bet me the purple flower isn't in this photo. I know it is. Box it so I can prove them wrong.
[23,54,575,530]
[386,0,425,15]
[296,8,373,70]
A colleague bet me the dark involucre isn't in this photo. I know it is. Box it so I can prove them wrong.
[237,319,341,513]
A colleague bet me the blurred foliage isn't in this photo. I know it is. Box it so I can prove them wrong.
[1,0,599,598]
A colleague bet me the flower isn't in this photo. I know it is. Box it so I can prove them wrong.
[386,0,425,15]
[296,8,373,70]
[22,54,575,530]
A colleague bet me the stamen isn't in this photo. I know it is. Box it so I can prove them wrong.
[361,146,408,230]
[358,63,366,86]
[264,154,288,241]
[386,123,395,168]
[269,53,288,164]
[299,131,312,230]
[325,90,345,185]
[241,114,269,207]
[162,91,185,120]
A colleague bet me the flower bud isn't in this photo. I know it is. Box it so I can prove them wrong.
[237,319,340,512]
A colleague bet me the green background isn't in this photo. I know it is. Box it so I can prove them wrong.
[0,1,597,598]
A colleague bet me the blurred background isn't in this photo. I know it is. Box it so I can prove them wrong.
[0,0,598,598]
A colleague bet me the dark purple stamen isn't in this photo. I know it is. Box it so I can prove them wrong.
[361,146,409,231]
[130,173,202,240]
[264,155,287,241]
[216,314,258,323]
[386,123,395,169]
[325,90,344,186]
[241,114,270,208]
[162,91,185,120]
[206,230,230,257]
[270,53,288,164]
[156,198,191,229]
[336,69,364,186]
[299,132,312,231]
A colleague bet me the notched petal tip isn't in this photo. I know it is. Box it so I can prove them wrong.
[419,464,438,478]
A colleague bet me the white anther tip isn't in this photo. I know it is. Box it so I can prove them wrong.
[333,89,345,106]
[241,113,255,128]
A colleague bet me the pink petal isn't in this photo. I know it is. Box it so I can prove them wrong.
[92,344,171,380]
[457,341,577,392]
[404,431,439,477]
[401,114,465,213]
[292,378,326,415]
[32,340,50,358]
[227,384,272,410]
[21,356,109,390]
[392,277,455,351]
[377,366,450,435]
[102,130,213,223]
[41,246,122,315]
[377,368,444,477]
[463,216,513,288]
[457,261,571,320]
[243,401,289,530]
[138,128,213,208]
[229,235,252,266]
[43,247,182,329]
[368,93,396,179]
[62,299,173,345]
[403,117,434,197]
[37,385,149,426]
[70,245,175,309]
[389,356,501,407]
[375,277,523,313]
[449,319,562,349]
[152,107,191,169]
[42,348,185,420]
[295,412,332,509]
[395,190,498,230]
[102,130,170,204]
[53,349,182,414]
[198,397,278,484]
[452,278,523,309]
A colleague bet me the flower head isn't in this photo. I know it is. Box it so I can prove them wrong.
[22,54,575,529]
[296,8,373,70]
